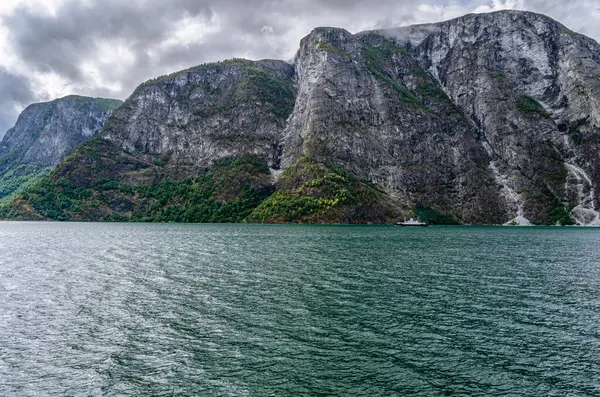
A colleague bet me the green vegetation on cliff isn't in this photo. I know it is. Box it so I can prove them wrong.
[524,189,575,226]
[69,96,122,112]
[415,207,460,225]
[315,42,351,57]
[361,41,421,106]
[517,96,552,119]
[239,65,295,118]
[0,164,51,204]
[1,150,399,224]
[248,157,397,223]
[1,154,273,222]
[547,202,575,226]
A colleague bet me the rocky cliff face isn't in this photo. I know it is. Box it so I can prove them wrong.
[374,10,600,225]
[4,10,600,224]
[2,95,122,167]
[0,95,122,201]
[281,27,505,224]
[104,59,295,169]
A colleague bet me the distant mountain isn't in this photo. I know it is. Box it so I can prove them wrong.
[4,10,600,225]
[0,95,122,203]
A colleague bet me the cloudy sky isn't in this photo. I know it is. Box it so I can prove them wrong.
[0,0,599,135]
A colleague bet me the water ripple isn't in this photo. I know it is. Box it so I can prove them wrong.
[0,223,599,396]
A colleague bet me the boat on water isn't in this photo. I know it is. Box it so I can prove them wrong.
[395,218,429,227]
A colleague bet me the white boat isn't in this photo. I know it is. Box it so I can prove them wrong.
[395,218,429,227]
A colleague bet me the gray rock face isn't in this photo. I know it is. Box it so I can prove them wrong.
[103,59,295,170]
[1,95,122,167]
[0,95,121,201]
[375,10,600,224]
[281,27,506,223]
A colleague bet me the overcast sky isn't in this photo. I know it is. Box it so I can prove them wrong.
[0,0,599,136]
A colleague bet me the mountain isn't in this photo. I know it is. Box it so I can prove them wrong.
[3,10,600,225]
[379,11,600,225]
[0,95,122,203]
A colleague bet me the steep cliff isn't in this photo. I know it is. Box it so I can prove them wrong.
[374,10,600,225]
[4,10,600,225]
[102,59,295,171]
[281,27,505,224]
[0,95,122,202]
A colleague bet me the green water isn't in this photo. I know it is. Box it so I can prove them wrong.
[0,223,599,396]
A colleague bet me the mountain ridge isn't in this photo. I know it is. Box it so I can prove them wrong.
[2,10,599,225]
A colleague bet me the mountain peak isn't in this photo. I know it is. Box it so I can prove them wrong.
[368,8,583,48]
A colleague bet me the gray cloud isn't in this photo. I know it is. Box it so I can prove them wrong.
[0,0,598,138]
[515,0,600,41]
[3,0,214,80]
[0,0,456,103]
[0,67,35,137]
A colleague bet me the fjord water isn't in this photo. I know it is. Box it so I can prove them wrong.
[0,223,599,396]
